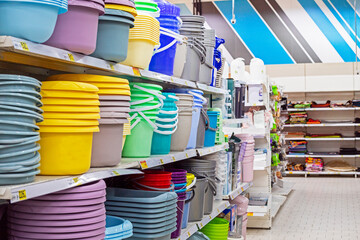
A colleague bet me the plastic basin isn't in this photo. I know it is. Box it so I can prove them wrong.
[0,1,61,43]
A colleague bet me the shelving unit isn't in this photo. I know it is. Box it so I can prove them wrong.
[284,123,360,127]
[285,171,358,177]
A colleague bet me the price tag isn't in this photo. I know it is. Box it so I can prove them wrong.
[170,77,175,83]
[132,67,141,76]
[248,212,254,216]
[185,153,189,158]
[73,177,79,183]
[200,223,203,228]
[140,161,148,169]
[18,190,27,201]
[289,171,293,174]
[160,159,164,164]
[112,170,120,176]
[187,232,191,237]
[20,42,29,51]
[67,53,75,62]
[172,156,176,162]
[217,208,220,213]
[109,64,115,70]
[184,81,188,86]
[209,215,212,220]
[241,187,244,191]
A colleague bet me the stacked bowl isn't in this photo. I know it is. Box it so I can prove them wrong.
[37,81,100,175]
[151,93,178,155]
[0,75,43,185]
[179,15,206,82]
[105,215,133,239]
[199,217,229,240]
[169,93,193,151]
[46,74,131,167]
[122,82,164,158]
[105,188,178,240]
[122,14,160,69]
[235,133,255,183]
[7,180,107,239]
[0,0,68,43]
[148,0,181,76]
[45,0,105,54]
[199,29,215,85]
[104,0,136,16]
[92,8,135,62]
[131,170,173,191]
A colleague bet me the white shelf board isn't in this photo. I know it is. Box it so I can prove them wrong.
[0,164,142,203]
[287,154,360,158]
[0,36,226,95]
[285,171,358,176]
[284,123,360,127]
[285,137,360,141]
[173,223,198,240]
[271,195,287,218]
[222,182,253,200]
[272,182,294,196]
[196,143,229,156]
[288,107,360,111]
[197,200,230,229]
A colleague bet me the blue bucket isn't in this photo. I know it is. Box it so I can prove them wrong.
[204,111,219,147]
[149,17,180,76]
[181,190,193,229]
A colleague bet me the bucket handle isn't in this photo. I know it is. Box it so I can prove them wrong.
[130,112,157,130]
[132,84,165,107]
[155,119,178,129]
[158,108,179,116]
[130,96,154,106]
[153,28,185,55]
[204,111,218,132]
[188,90,207,105]
[156,113,179,123]
[185,188,196,203]
[168,95,179,101]
[130,103,162,112]
[186,176,196,190]
[153,125,178,135]
[190,39,206,64]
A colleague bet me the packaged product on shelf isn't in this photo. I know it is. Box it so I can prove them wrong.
[305,157,323,172]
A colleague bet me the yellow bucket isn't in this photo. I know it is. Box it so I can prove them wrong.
[42,98,100,106]
[122,39,158,69]
[38,119,99,126]
[39,125,99,132]
[42,112,101,119]
[39,131,95,175]
[186,173,195,186]
[105,4,137,16]
[47,74,129,84]
[41,90,99,99]
[42,81,99,92]
[41,105,100,113]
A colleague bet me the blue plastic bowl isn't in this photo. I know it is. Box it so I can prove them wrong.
[0,120,39,132]
[0,169,39,185]
[0,162,40,173]
[0,130,39,140]
[0,74,42,85]
[0,111,43,124]
[131,216,176,229]
[0,144,40,162]
[0,1,61,43]
[0,104,43,115]
[105,216,133,235]
[105,229,133,240]
[1,102,43,114]
[0,89,42,99]
[0,81,41,92]
[106,208,177,219]
[133,221,177,234]
[0,140,38,155]
[0,152,40,167]
[0,93,42,107]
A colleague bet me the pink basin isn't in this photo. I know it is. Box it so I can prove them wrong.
[16,196,106,207]
[33,189,106,200]
[54,180,106,194]
[7,227,106,239]
[8,233,105,240]
[9,203,104,214]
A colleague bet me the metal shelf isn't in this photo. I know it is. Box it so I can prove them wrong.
[285,171,359,176]
[196,144,229,156]
[284,123,360,127]
[288,107,360,111]
[222,182,253,200]
[285,137,360,141]
[0,36,226,95]
[287,154,360,158]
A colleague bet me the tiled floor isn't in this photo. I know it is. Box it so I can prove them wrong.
[247,177,360,240]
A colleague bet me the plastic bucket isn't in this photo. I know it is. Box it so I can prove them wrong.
[195,109,206,148]
[186,106,201,149]
[45,5,102,54]
[92,12,135,62]
[123,39,157,69]
[189,176,207,222]
[171,193,186,238]
[170,111,192,151]
[204,111,218,147]
[199,62,213,86]
[122,116,155,158]
[242,160,254,183]
[149,20,179,75]
[91,123,124,167]
[181,190,193,229]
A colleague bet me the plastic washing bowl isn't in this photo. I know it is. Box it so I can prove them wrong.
[0,152,40,167]
[0,145,40,163]
[0,74,42,85]
[0,120,39,132]
[105,216,133,235]
[0,169,39,185]
[0,139,38,155]
[105,198,177,209]
[0,111,43,124]
[0,81,41,92]
[105,230,133,240]
[0,1,60,43]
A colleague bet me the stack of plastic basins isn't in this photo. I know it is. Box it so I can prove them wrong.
[179,15,206,82]
[105,188,178,240]
[0,0,68,43]
[45,0,105,54]
[170,93,193,151]
[0,75,43,185]
[132,170,173,191]
[176,159,216,216]
[7,180,107,239]
[122,12,160,69]
[105,215,133,239]
[123,82,164,158]
[166,169,187,238]
[46,74,131,167]
[235,133,255,183]
[204,110,219,147]
[200,217,229,240]
[148,0,181,76]
[230,195,249,240]
[38,81,100,175]
[151,93,178,155]
[166,88,205,149]
[92,7,135,61]
[182,172,195,228]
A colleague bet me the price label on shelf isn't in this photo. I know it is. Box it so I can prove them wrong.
[132,67,141,76]
[185,153,189,158]
[18,190,27,201]
[13,41,30,51]
[248,212,254,216]
[140,161,148,169]
[187,232,191,237]
[67,53,75,62]
[112,170,120,176]
[241,187,244,191]
[160,159,164,164]
[172,156,176,162]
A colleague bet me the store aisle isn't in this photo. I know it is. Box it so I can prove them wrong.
[247,177,360,240]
